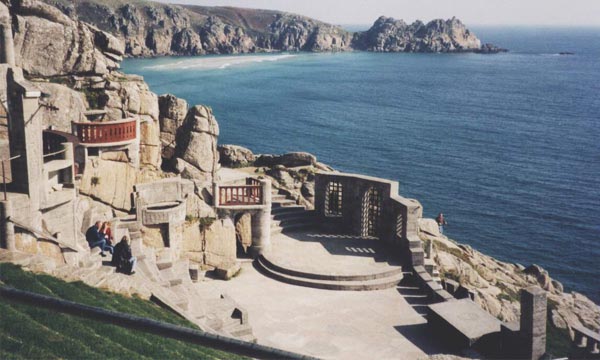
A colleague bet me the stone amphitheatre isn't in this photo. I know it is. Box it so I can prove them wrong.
[0,1,599,359]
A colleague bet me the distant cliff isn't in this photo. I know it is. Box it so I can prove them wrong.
[40,0,503,57]
[41,0,352,56]
[353,16,504,53]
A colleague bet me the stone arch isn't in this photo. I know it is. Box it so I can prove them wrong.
[361,187,382,238]
[234,212,252,257]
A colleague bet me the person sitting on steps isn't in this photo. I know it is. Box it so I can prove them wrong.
[112,236,137,275]
[436,213,448,235]
[85,221,113,257]
[99,221,114,246]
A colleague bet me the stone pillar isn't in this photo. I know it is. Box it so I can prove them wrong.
[7,70,44,210]
[261,178,272,206]
[0,200,15,250]
[189,263,199,282]
[0,3,15,66]
[519,286,547,360]
[426,240,433,259]
[249,179,272,257]
[61,142,74,184]
[212,182,219,207]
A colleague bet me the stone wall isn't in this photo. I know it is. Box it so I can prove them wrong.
[182,218,236,268]
[314,172,422,256]
[134,177,193,206]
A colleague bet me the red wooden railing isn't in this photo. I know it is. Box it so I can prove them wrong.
[246,177,261,186]
[219,185,262,206]
[73,118,137,144]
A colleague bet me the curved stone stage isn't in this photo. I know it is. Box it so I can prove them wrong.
[256,231,409,291]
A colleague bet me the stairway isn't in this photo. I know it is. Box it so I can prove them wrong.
[270,190,317,235]
[0,218,257,343]
[256,254,409,291]
[396,275,434,319]
[115,219,257,343]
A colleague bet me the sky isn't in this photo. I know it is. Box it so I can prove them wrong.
[153,0,600,26]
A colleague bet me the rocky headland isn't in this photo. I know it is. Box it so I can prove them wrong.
[38,0,505,57]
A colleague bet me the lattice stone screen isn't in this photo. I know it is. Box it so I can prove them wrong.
[325,181,343,217]
[361,187,382,238]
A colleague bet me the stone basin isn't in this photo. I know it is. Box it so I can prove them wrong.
[141,200,186,226]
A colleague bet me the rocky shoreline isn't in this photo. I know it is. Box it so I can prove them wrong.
[40,0,506,57]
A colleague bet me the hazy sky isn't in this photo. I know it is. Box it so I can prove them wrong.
[153,0,600,26]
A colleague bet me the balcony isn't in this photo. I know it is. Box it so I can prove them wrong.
[72,118,138,147]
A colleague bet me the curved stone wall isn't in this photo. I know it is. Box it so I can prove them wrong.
[140,200,186,226]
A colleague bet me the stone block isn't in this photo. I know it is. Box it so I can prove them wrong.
[215,262,241,280]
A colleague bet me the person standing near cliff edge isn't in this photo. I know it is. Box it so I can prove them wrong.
[436,213,448,234]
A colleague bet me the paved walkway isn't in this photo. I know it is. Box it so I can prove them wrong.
[196,231,446,359]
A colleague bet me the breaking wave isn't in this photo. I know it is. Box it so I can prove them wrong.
[143,54,297,71]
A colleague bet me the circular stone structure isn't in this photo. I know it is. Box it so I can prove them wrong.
[256,231,407,291]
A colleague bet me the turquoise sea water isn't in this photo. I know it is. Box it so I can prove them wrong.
[122,27,600,302]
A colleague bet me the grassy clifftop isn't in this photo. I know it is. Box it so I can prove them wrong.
[0,263,244,359]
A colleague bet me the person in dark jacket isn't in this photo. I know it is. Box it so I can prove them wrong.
[85,221,113,257]
[112,236,136,275]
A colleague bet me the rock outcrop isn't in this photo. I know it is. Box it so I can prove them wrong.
[158,94,188,158]
[40,0,500,56]
[353,16,485,53]
[418,220,600,336]
[174,105,220,184]
[11,0,122,76]
[42,0,353,56]
[218,144,255,168]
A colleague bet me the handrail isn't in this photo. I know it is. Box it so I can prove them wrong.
[219,185,263,206]
[72,117,137,126]
[6,216,78,253]
[73,118,137,145]
[43,148,67,158]
[0,286,318,360]
[246,177,261,186]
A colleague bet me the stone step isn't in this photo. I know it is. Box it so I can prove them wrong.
[156,260,173,270]
[238,333,257,343]
[224,322,253,338]
[270,205,306,216]
[159,265,186,287]
[256,256,404,291]
[26,256,58,273]
[259,254,405,282]
[79,257,102,271]
[0,251,35,267]
[271,216,316,229]
[137,258,163,283]
[271,194,288,202]
[271,199,298,208]
[271,221,317,235]
[271,210,314,221]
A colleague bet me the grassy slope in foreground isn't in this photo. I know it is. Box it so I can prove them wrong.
[0,263,245,360]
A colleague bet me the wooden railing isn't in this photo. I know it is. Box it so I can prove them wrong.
[73,118,137,145]
[219,185,263,206]
[246,177,261,186]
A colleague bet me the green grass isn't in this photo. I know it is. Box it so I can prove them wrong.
[0,263,246,359]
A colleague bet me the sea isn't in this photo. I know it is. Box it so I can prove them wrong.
[122,27,600,303]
